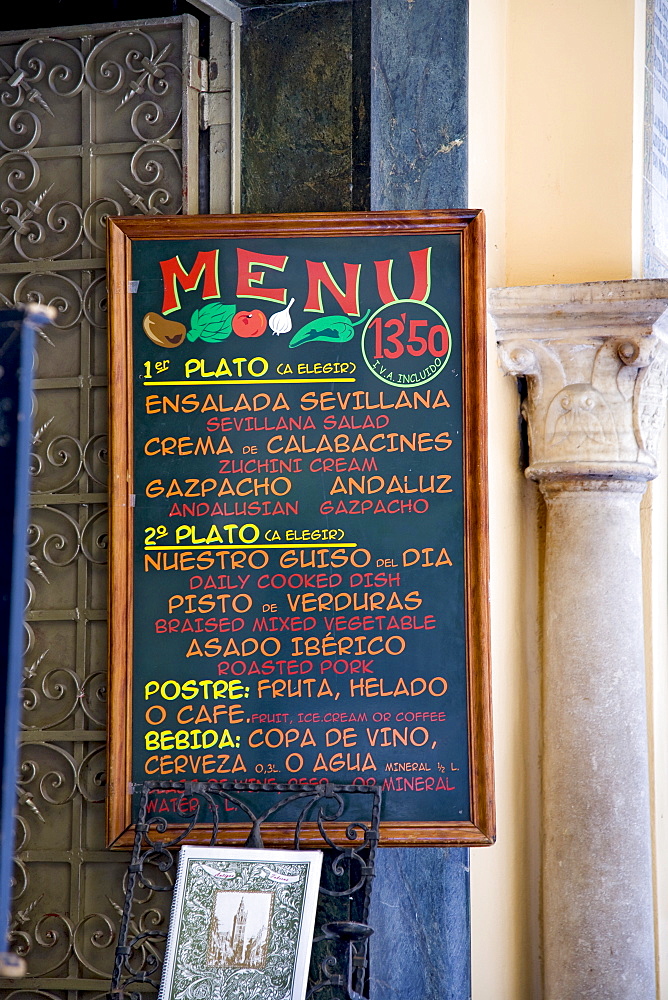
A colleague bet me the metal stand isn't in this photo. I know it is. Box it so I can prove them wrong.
[109,780,381,1000]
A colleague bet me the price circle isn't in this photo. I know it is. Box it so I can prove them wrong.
[360,299,451,387]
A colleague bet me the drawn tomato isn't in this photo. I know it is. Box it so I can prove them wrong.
[232,309,267,338]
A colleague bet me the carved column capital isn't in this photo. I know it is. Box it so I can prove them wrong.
[490,280,668,486]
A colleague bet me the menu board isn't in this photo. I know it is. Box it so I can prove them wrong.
[106,211,493,847]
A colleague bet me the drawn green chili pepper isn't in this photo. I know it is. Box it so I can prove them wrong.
[288,310,371,348]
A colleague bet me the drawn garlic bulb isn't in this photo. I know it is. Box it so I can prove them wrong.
[269,297,295,335]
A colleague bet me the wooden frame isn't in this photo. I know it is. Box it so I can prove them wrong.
[107,211,493,848]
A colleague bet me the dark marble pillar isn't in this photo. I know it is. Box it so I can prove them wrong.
[369,2,470,998]
[370,0,467,211]
[368,848,471,999]
[239,0,370,213]
[238,3,471,995]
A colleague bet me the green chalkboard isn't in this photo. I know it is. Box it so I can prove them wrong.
[107,211,493,848]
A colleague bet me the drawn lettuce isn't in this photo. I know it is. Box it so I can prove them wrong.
[187,302,236,342]
[288,310,370,348]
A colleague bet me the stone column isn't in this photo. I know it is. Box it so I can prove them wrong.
[490,280,668,1000]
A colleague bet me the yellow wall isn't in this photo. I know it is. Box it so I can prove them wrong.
[505,0,637,286]
[468,0,666,996]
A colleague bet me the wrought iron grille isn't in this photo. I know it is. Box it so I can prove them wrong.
[0,16,201,1000]
[110,780,381,1000]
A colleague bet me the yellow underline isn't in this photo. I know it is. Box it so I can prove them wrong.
[143,378,357,385]
[144,543,356,550]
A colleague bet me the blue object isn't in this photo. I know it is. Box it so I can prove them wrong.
[0,307,39,952]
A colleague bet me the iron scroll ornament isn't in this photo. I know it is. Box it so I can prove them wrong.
[109,780,381,1000]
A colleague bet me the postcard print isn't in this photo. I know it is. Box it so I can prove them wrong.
[159,846,323,1000]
